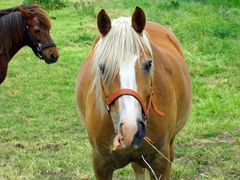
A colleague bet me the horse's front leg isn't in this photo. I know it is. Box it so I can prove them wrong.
[93,150,114,180]
[147,146,172,180]
[132,162,145,180]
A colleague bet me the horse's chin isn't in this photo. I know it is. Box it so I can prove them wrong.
[44,59,54,64]
[39,52,58,64]
[43,57,58,64]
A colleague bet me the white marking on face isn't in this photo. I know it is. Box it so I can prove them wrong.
[37,43,42,49]
[119,55,142,125]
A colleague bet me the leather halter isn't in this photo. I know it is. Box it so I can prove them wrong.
[100,78,164,119]
[23,20,56,59]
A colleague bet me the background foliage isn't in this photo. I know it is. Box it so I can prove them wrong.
[0,0,239,179]
[23,0,66,9]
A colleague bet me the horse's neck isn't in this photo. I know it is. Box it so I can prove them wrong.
[0,31,26,84]
[0,46,23,65]
[0,42,26,84]
[9,44,25,60]
[0,10,27,62]
[3,31,26,62]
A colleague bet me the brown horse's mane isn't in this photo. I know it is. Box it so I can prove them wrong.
[0,4,51,54]
[0,7,17,17]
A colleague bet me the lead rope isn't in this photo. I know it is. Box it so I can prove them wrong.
[144,137,172,164]
[141,137,172,180]
[141,155,162,180]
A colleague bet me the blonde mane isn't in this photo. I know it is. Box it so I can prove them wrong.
[91,17,152,113]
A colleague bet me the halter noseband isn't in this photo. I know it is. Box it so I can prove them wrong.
[100,78,164,120]
[23,21,56,59]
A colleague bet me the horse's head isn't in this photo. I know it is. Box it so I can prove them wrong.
[18,5,59,64]
[94,7,153,150]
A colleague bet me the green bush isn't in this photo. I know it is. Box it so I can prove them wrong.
[73,0,95,17]
[23,0,67,9]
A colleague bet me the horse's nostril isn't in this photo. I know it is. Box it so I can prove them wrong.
[50,53,55,60]
[119,122,124,135]
[131,120,145,148]
[139,121,145,132]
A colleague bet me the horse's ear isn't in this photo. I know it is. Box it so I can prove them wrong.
[132,6,146,34]
[18,7,34,19]
[97,9,111,36]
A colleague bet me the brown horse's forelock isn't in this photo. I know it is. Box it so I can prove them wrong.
[0,4,51,54]
[0,11,24,54]
[18,4,51,29]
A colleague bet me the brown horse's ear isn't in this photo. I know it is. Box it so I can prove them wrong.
[132,6,146,34]
[18,7,34,19]
[97,9,111,36]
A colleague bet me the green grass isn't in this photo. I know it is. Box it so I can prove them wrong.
[0,0,239,179]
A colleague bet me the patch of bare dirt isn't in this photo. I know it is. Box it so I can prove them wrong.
[38,142,68,151]
[41,167,65,177]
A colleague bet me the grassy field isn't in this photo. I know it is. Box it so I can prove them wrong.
[0,0,239,179]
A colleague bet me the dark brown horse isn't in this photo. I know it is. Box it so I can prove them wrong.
[0,4,59,84]
[76,7,191,179]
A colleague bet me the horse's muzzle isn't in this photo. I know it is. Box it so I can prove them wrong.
[41,47,59,64]
[113,119,145,151]
[43,53,59,64]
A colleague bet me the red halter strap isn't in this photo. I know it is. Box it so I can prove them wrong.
[100,79,164,118]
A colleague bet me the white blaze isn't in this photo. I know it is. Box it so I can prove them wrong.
[119,55,141,125]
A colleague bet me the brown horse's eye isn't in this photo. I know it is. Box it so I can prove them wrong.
[99,64,105,75]
[143,60,152,74]
[34,29,41,33]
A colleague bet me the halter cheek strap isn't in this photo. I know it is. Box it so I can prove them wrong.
[100,79,164,119]
[37,41,56,52]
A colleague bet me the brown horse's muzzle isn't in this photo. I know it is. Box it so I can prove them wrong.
[41,47,59,64]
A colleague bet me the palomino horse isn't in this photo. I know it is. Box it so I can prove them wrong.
[76,7,191,179]
[0,4,59,84]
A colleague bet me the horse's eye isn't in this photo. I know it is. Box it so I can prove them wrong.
[143,60,152,73]
[35,29,41,33]
[99,64,105,74]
